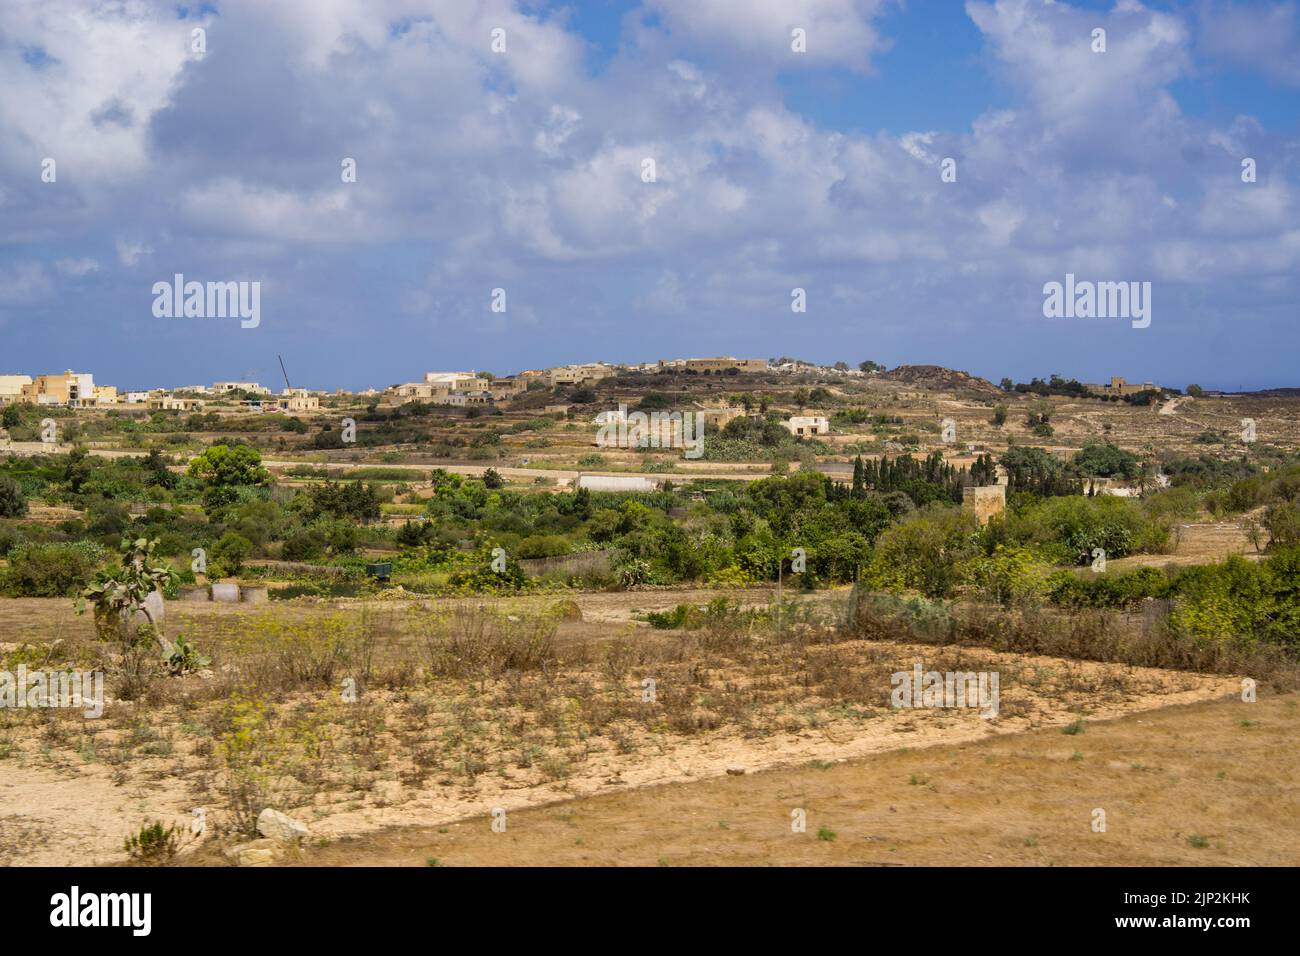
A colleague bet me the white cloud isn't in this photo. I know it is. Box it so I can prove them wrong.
[0,0,200,182]
[0,0,1295,382]
[115,239,152,266]
[55,257,99,276]
[646,0,892,74]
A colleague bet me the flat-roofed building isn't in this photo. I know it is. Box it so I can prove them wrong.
[445,390,493,407]
[213,381,270,395]
[0,375,32,403]
[1087,376,1158,397]
[148,394,206,411]
[782,415,829,437]
[19,370,96,406]
[423,371,480,391]
[488,377,525,402]
[696,405,748,429]
[276,393,320,413]
[550,363,614,387]
[684,357,768,374]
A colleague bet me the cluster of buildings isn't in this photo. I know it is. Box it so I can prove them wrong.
[0,370,323,414]
[0,371,115,407]
[386,357,776,407]
[2,355,864,419]
[392,371,525,406]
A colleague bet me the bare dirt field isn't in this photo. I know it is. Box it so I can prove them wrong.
[292,691,1300,868]
[1107,519,1259,571]
[0,590,1270,867]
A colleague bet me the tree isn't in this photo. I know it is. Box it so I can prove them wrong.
[187,444,270,488]
[143,450,179,489]
[1074,442,1139,481]
[971,453,998,487]
[301,480,381,523]
[0,475,26,518]
[482,467,504,489]
[992,404,1008,427]
[1265,501,1300,550]
[999,446,1082,497]
[63,446,95,494]
[397,519,432,547]
[1,404,20,430]
[1186,384,1203,397]
[859,360,884,374]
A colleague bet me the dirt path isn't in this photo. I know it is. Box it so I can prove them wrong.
[292,692,1298,867]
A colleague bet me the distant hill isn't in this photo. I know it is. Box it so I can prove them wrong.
[881,365,1004,397]
[1235,387,1300,397]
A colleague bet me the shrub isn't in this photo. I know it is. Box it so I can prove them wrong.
[0,475,27,518]
[281,529,327,561]
[0,524,22,557]
[962,546,1051,607]
[1046,566,1172,609]
[988,495,1166,564]
[1264,500,1300,550]
[866,505,979,598]
[124,821,179,865]
[212,531,254,574]
[1,541,104,597]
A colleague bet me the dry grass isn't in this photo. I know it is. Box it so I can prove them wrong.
[287,691,1300,867]
[0,592,1256,861]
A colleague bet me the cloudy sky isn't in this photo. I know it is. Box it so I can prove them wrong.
[1,0,1297,391]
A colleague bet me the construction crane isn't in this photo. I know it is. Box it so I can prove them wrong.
[278,355,292,392]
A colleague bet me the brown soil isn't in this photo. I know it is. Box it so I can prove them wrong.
[292,691,1299,867]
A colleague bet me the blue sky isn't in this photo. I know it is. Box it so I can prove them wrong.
[0,0,1297,391]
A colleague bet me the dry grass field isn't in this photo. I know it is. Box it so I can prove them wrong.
[295,692,1299,868]
[1,589,1289,867]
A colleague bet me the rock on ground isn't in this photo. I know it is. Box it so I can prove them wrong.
[257,808,311,843]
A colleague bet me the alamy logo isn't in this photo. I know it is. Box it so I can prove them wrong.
[152,274,261,328]
[50,886,151,936]
[0,667,103,718]
[891,664,999,718]
[595,404,704,459]
[1042,273,1150,329]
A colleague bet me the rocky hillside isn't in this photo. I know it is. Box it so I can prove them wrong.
[882,365,1005,397]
